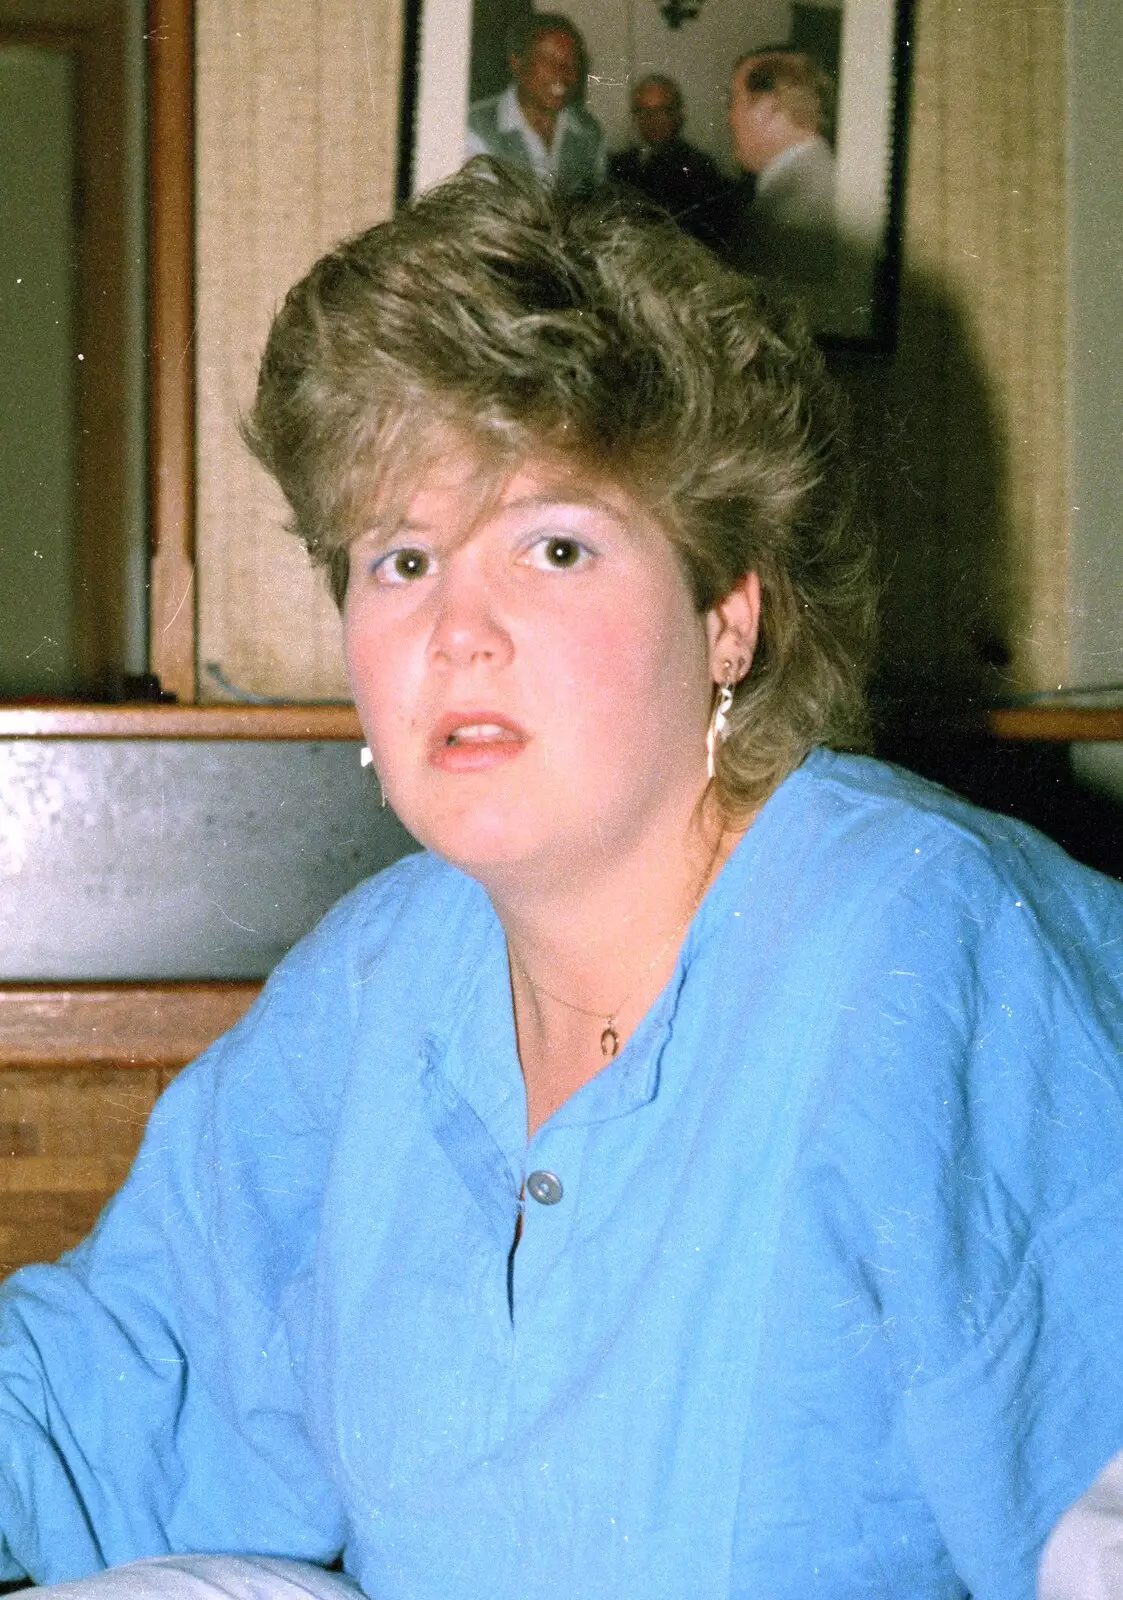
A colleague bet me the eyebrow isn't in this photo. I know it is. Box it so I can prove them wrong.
[357,490,631,558]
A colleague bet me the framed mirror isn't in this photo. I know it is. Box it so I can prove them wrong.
[400,0,912,349]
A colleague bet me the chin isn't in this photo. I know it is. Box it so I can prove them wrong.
[402,801,546,878]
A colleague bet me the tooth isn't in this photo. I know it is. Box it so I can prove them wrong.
[447,723,511,743]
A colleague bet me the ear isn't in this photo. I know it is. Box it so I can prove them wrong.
[705,571,761,684]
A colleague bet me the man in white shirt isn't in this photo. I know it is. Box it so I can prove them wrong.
[466,13,605,196]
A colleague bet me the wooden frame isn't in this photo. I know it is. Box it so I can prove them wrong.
[146,0,197,700]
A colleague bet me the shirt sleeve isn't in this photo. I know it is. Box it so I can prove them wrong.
[734,829,1123,1600]
[0,898,373,1584]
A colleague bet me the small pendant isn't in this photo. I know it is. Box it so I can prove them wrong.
[600,1024,620,1058]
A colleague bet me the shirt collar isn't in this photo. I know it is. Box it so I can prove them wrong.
[497,83,575,165]
[756,136,818,197]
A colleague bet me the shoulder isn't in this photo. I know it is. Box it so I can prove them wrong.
[130,850,490,1260]
[754,754,1123,1429]
[784,746,1110,875]
[169,849,487,1123]
[466,92,504,137]
[608,145,642,180]
[752,750,1123,1189]
[769,744,1123,1258]
[562,102,605,148]
[680,138,723,175]
[794,747,1122,922]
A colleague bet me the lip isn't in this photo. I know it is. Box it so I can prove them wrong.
[427,711,529,772]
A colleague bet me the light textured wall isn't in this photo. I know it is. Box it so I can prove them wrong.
[908,0,1069,690]
[194,0,1072,703]
[1067,0,1123,691]
[843,0,1070,707]
[195,0,404,702]
[1067,0,1123,798]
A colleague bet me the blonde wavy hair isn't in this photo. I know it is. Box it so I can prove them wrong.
[243,161,876,811]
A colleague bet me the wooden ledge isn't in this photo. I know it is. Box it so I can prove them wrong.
[986,705,1123,742]
[0,704,363,740]
[1,702,1118,744]
[0,983,261,1069]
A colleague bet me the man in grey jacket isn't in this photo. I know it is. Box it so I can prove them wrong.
[727,48,837,311]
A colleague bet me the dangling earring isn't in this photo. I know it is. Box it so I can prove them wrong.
[706,662,737,781]
[359,746,387,808]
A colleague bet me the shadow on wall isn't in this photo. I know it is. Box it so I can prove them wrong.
[830,262,1015,725]
[824,261,1122,880]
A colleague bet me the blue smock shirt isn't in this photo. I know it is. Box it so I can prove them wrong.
[1,750,1122,1599]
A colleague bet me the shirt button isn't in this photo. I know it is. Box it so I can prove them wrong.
[526,1170,563,1205]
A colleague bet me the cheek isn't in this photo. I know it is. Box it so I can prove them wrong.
[543,604,708,749]
[343,613,413,750]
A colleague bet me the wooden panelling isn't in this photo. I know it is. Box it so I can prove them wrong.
[0,1069,156,1272]
[4,701,1123,743]
[0,983,259,1272]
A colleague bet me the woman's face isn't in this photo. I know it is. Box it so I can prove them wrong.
[344,450,755,887]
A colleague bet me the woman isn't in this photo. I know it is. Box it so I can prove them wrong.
[1,164,1121,1600]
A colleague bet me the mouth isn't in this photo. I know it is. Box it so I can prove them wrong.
[428,714,528,771]
[447,722,520,744]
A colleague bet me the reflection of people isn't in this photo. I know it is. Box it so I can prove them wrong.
[727,49,838,305]
[608,74,729,245]
[2,164,1123,1600]
[466,12,605,195]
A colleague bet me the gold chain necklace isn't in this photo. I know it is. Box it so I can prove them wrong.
[510,831,724,1059]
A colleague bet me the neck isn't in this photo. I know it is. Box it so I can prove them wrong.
[495,787,746,1134]
[763,128,815,168]
[519,96,560,147]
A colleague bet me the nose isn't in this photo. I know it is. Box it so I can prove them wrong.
[427,560,513,671]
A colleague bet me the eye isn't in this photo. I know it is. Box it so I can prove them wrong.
[371,546,433,584]
[523,535,593,572]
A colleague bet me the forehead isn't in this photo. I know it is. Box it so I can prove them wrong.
[401,450,641,522]
[634,82,676,111]
[525,28,578,65]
